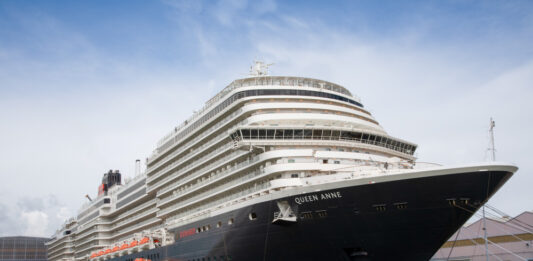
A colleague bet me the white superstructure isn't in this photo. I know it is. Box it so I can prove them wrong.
[47,62,420,261]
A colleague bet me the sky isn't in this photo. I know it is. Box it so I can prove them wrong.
[0,0,532,237]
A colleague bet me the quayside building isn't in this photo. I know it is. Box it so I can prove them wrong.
[0,236,48,261]
[432,210,533,261]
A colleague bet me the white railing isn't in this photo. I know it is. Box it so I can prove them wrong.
[76,218,111,235]
[113,199,157,223]
[149,108,244,166]
[148,141,233,191]
[165,182,271,228]
[157,156,262,208]
[158,166,267,217]
[153,96,245,155]
[112,217,161,239]
[155,149,248,197]
[112,208,158,230]
[147,130,230,183]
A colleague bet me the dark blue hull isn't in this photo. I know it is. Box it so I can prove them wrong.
[111,169,512,261]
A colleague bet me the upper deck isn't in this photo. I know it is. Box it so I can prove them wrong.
[153,76,362,156]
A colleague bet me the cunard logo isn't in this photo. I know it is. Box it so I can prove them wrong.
[294,191,342,205]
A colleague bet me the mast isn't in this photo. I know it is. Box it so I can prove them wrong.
[489,117,496,161]
[483,117,496,261]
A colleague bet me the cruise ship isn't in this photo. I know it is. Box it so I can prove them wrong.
[46,62,518,261]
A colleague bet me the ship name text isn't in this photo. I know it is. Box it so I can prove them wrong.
[294,191,342,205]
[179,228,196,239]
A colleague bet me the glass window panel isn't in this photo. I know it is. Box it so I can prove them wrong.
[294,129,303,139]
[283,129,293,139]
[266,130,275,139]
[303,129,312,138]
[322,130,331,139]
[258,129,266,139]
[274,129,284,139]
[312,130,322,139]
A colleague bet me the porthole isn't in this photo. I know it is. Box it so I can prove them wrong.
[249,212,257,220]
[217,221,222,228]
[228,218,234,225]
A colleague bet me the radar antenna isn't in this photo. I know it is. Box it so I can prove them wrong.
[249,60,273,76]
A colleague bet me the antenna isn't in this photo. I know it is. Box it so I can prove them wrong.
[85,194,92,202]
[488,117,496,161]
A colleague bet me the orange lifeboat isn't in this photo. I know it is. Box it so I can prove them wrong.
[112,246,119,252]
[98,250,105,256]
[105,249,111,254]
[129,240,138,247]
[139,237,149,245]
[90,253,97,258]
[120,243,129,251]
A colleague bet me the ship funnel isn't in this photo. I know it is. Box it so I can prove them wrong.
[135,159,141,176]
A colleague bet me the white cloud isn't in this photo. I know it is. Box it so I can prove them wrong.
[21,211,49,237]
[57,207,72,221]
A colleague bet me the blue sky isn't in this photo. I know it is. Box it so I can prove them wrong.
[1,0,532,237]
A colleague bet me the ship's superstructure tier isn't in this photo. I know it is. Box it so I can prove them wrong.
[46,75,419,261]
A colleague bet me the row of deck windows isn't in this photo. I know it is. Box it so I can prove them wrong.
[232,128,416,155]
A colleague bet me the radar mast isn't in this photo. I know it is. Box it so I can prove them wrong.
[249,60,273,76]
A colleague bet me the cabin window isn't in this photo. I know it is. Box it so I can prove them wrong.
[291,174,299,178]
[249,213,257,220]
[217,221,222,228]
[316,210,328,218]
[394,202,408,210]
[300,212,313,219]
[373,204,386,212]
[228,218,234,225]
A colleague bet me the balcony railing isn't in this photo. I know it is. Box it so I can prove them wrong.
[156,149,249,198]
[157,155,262,208]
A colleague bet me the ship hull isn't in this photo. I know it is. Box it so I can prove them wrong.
[109,168,513,261]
